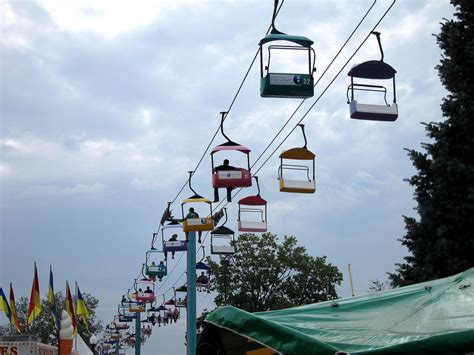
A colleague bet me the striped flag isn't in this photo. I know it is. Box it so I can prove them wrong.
[9,283,22,333]
[75,282,89,332]
[27,262,41,325]
[0,287,12,322]
[48,266,60,330]
[66,281,77,335]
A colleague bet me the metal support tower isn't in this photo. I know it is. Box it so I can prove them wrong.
[135,312,141,354]
[186,231,197,355]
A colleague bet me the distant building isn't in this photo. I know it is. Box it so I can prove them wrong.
[0,335,79,355]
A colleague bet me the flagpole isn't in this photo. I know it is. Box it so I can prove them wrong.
[75,281,78,352]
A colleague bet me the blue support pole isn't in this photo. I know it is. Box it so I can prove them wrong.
[135,312,141,355]
[187,231,197,355]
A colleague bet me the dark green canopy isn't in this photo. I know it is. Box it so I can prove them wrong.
[259,34,313,47]
[199,268,474,354]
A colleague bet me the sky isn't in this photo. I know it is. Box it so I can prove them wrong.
[0,0,455,354]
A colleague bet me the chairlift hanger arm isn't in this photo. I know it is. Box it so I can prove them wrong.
[270,0,285,35]
[371,31,384,61]
[298,124,307,149]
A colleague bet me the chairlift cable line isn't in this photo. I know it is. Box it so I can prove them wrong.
[250,0,377,169]
[200,0,390,245]
[252,0,397,176]
[137,0,287,299]
[115,0,395,326]
[136,0,388,302]
[166,0,286,207]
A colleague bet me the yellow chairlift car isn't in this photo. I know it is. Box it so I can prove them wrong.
[278,124,316,193]
[181,171,214,232]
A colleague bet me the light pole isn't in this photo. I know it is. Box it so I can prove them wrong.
[90,335,98,354]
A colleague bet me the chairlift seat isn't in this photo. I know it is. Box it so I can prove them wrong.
[183,217,214,232]
[176,300,187,308]
[163,240,188,252]
[146,265,167,278]
[211,143,252,188]
[279,178,316,193]
[129,305,145,313]
[238,220,267,232]
[211,244,235,255]
[212,168,252,188]
[350,100,398,121]
[261,73,314,98]
[136,292,155,302]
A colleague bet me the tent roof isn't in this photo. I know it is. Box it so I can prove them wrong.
[202,268,474,354]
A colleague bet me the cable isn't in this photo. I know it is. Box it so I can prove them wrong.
[111,1,288,316]
[139,0,288,296]
[112,0,397,330]
[254,0,396,174]
[200,0,384,245]
[151,0,388,299]
[165,0,286,208]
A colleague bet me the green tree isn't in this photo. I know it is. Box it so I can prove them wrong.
[389,0,474,286]
[0,292,102,348]
[207,232,342,312]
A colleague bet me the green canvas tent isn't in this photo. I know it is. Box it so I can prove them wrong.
[198,268,474,354]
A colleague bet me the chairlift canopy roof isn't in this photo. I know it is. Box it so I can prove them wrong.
[280,147,315,160]
[211,226,235,236]
[176,285,187,292]
[238,195,267,206]
[348,60,396,79]
[259,33,313,47]
[182,196,213,205]
[211,142,251,155]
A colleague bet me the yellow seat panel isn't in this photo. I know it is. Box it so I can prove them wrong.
[183,217,214,232]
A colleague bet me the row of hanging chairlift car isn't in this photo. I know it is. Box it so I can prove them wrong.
[140,25,399,292]
[111,10,400,340]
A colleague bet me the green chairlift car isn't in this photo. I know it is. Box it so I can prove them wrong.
[259,33,316,98]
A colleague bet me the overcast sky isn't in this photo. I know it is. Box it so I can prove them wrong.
[1,0,455,354]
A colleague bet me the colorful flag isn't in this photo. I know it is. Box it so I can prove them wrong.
[75,282,89,332]
[9,284,21,333]
[66,281,77,335]
[0,287,12,321]
[27,262,41,325]
[48,266,60,330]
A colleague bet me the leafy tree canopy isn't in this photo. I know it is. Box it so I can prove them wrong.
[207,232,342,313]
